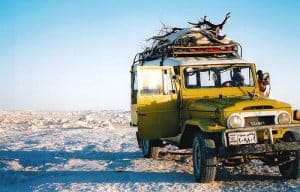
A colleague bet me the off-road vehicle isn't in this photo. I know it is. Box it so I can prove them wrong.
[130,14,300,182]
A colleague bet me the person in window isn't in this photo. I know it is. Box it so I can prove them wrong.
[257,70,266,92]
[231,68,245,86]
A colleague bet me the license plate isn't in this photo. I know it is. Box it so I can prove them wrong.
[228,131,257,146]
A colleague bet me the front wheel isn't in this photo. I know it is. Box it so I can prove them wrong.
[192,133,217,183]
[141,139,160,159]
[279,132,300,179]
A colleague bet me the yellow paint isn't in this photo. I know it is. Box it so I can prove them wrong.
[130,62,296,143]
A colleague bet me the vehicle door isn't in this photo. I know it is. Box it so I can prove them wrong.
[136,66,179,139]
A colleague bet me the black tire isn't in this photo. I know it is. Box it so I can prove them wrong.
[279,132,300,179]
[141,139,160,159]
[192,133,217,183]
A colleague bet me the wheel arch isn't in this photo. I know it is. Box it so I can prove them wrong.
[284,129,300,141]
[180,120,222,149]
[180,119,210,148]
[279,128,300,179]
[180,124,200,149]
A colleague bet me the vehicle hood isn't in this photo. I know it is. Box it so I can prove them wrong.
[188,96,291,113]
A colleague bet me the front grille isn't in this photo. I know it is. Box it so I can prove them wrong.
[244,116,275,126]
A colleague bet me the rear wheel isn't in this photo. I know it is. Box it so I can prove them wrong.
[192,133,217,183]
[279,132,300,179]
[141,139,160,159]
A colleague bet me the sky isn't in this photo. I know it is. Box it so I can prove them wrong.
[0,0,300,110]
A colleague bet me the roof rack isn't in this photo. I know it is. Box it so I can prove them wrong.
[134,34,242,65]
[139,42,241,61]
[133,13,243,65]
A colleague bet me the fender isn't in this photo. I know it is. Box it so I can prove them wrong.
[184,118,225,133]
[179,119,225,149]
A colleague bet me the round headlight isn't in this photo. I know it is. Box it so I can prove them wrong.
[227,115,243,128]
[278,112,291,125]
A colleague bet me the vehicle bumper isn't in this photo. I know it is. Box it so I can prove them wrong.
[222,123,300,147]
[219,123,300,157]
[218,141,300,157]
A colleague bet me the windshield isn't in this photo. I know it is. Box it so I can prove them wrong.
[184,65,254,88]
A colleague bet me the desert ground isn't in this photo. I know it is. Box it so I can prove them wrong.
[0,110,299,191]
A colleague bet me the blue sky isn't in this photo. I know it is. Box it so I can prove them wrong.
[1,0,300,110]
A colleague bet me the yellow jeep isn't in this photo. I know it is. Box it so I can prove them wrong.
[130,17,300,183]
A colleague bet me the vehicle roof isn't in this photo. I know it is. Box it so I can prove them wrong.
[142,57,254,67]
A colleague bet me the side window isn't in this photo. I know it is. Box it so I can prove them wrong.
[131,71,138,104]
[163,69,174,95]
[139,69,163,95]
[134,72,138,91]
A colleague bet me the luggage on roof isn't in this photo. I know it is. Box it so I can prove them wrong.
[135,13,242,64]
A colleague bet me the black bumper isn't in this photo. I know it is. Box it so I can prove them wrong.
[218,141,300,157]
